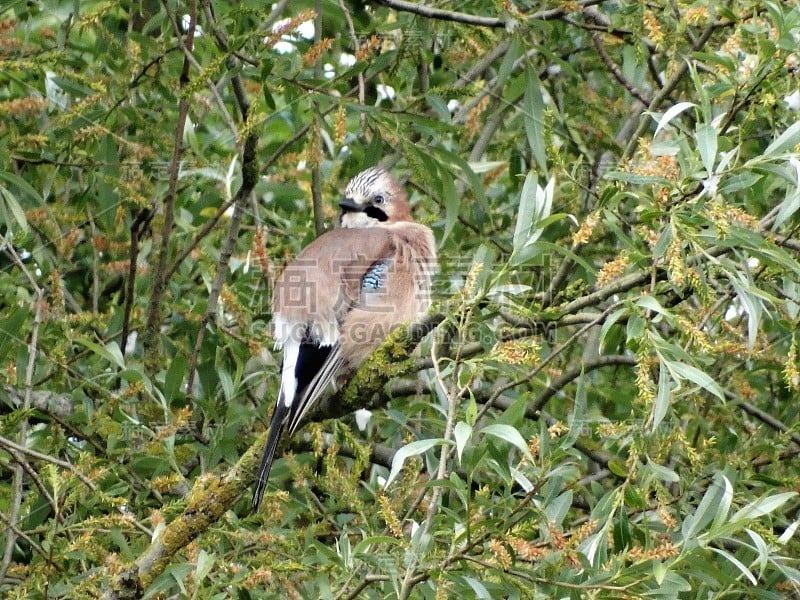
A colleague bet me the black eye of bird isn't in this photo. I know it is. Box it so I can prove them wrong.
[374,195,385,205]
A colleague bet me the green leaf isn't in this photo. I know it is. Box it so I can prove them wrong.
[523,65,548,172]
[513,171,537,253]
[463,576,492,599]
[608,458,629,478]
[653,101,695,137]
[440,163,459,242]
[652,363,671,430]
[778,519,800,545]
[763,120,800,157]
[365,50,398,77]
[194,550,215,582]
[731,491,797,522]
[468,160,506,173]
[710,472,734,532]
[74,338,126,369]
[566,371,586,445]
[599,307,627,351]
[0,169,43,206]
[352,536,403,555]
[636,295,671,319]
[453,421,472,464]
[604,171,670,185]
[710,547,757,585]
[773,186,800,230]
[665,360,725,402]
[164,355,187,402]
[481,424,534,462]
[385,438,449,488]
[0,186,30,234]
[496,36,521,89]
[682,473,730,541]
[511,172,554,259]
[645,461,680,483]
[745,528,770,575]
[696,123,717,174]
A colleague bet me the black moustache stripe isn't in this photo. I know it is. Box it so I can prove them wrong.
[365,206,389,222]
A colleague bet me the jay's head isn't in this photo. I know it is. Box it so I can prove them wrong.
[339,166,412,228]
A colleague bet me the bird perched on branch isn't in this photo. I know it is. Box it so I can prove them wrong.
[252,166,437,510]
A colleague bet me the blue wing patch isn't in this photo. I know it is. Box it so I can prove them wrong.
[361,260,389,291]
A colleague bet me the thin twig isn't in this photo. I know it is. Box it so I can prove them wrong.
[375,0,507,28]
[142,0,197,367]
[0,290,43,582]
[591,32,652,106]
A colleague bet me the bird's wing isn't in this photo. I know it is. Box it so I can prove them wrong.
[279,230,398,435]
[255,225,435,508]
[285,344,344,436]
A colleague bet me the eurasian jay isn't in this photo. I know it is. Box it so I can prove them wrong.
[252,166,437,510]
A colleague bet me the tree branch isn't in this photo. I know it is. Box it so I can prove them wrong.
[374,0,507,28]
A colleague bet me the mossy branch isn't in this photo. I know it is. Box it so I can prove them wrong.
[106,312,443,596]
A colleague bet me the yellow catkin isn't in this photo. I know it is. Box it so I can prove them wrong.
[333,105,347,147]
[356,34,380,62]
[491,339,540,367]
[264,9,316,49]
[784,337,799,389]
[377,492,404,538]
[488,539,512,569]
[572,212,600,246]
[465,95,490,141]
[302,38,332,67]
[0,96,48,116]
[642,11,664,44]
[508,536,547,561]
[596,252,630,287]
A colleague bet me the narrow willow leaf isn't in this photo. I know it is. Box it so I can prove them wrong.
[0,169,44,204]
[710,473,734,532]
[385,438,449,488]
[778,520,800,545]
[523,66,548,172]
[653,559,667,586]
[710,547,757,585]
[636,294,670,318]
[773,187,800,230]
[745,529,770,575]
[0,187,30,234]
[566,371,586,446]
[763,120,800,157]
[440,165,459,242]
[653,101,695,137]
[468,160,506,173]
[579,529,607,566]
[599,307,627,352]
[729,277,763,350]
[682,473,730,540]
[194,550,215,582]
[513,171,537,253]
[696,123,717,174]
[453,421,472,464]
[645,461,680,483]
[652,363,671,430]
[731,491,797,522]
[480,424,534,462]
[74,338,126,369]
[463,577,492,599]
[667,360,725,401]
[604,171,670,185]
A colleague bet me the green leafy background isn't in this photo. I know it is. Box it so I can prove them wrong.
[1,0,800,597]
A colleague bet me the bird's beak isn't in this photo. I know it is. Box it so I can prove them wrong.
[339,197,363,212]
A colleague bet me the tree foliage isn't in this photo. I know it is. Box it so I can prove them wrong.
[1,0,800,597]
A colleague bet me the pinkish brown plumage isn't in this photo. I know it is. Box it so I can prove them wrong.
[252,167,437,510]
